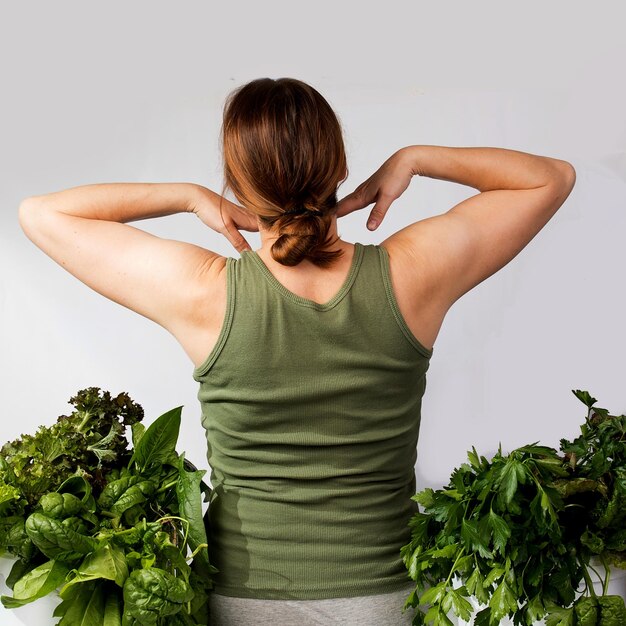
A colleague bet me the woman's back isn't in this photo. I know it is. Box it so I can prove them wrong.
[193,242,432,603]
[184,235,443,376]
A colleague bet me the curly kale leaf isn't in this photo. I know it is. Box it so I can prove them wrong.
[0,387,144,507]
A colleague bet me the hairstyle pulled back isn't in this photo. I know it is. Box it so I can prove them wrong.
[220,77,348,267]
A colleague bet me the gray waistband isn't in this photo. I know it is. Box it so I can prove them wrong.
[208,582,416,625]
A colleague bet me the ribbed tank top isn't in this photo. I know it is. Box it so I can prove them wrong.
[192,242,434,600]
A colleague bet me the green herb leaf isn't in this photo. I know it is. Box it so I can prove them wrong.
[461,519,492,559]
[488,579,517,623]
[524,593,545,623]
[487,508,511,556]
[483,565,505,587]
[446,586,473,621]
[572,389,597,408]
[420,580,448,606]
[497,459,520,506]
[545,601,575,626]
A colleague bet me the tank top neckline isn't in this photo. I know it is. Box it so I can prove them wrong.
[245,242,365,311]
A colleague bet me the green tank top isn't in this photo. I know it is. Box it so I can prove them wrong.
[192,242,433,600]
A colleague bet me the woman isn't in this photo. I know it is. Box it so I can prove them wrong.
[18,77,576,625]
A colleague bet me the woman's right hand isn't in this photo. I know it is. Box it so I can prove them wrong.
[335,148,415,230]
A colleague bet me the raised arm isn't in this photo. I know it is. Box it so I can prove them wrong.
[338,145,576,311]
[17,183,220,336]
[380,145,576,310]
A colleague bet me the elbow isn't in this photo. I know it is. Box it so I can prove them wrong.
[545,161,576,210]
[18,197,33,232]
[549,160,577,190]
[559,161,576,188]
[18,196,43,235]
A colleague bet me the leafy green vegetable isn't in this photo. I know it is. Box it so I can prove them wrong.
[0,387,143,510]
[128,407,182,474]
[0,388,217,625]
[122,567,194,624]
[25,511,99,561]
[596,594,626,625]
[402,390,626,625]
[40,492,84,519]
[1,559,70,608]
[575,596,599,625]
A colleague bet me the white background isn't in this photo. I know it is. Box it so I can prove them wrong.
[1,1,624,624]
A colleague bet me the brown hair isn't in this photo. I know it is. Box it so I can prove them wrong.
[219,77,348,268]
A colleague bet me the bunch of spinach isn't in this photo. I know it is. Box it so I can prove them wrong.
[401,389,626,626]
[0,387,218,625]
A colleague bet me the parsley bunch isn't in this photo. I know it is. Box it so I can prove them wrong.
[401,390,626,626]
[0,388,217,625]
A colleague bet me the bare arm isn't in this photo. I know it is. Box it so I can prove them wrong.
[401,144,574,192]
[17,183,220,333]
[393,146,575,305]
[340,145,575,311]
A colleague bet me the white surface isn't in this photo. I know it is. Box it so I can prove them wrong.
[0,557,62,626]
[1,1,625,624]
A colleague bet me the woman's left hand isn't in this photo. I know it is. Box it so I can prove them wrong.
[189,185,258,253]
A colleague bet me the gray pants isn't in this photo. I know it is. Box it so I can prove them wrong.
[208,581,416,625]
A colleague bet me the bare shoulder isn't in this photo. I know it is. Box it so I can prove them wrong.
[377,172,576,345]
[379,219,453,352]
[381,175,576,317]
[174,253,230,370]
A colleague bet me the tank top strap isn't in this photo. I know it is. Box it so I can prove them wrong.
[350,243,434,360]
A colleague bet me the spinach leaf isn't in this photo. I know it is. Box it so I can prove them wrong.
[40,492,83,519]
[129,406,182,474]
[60,543,129,593]
[55,579,107,625]
[0,559,69,608]
[597,595,626,626]
[176,453,217,579]
[25,511,98,561]
[122,567,194,624]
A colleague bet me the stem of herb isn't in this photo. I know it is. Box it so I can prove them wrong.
[580,559,598,599]
[158,515,190,551]
[599,553,611,595]
[187,542,209,561]
[445,546,467,588]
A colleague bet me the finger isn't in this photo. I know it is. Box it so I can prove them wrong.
[367,195,394,230]
[234,205,260,232]
[224,221,252,253]
[336,190,368,218]
[244,213,261,233]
